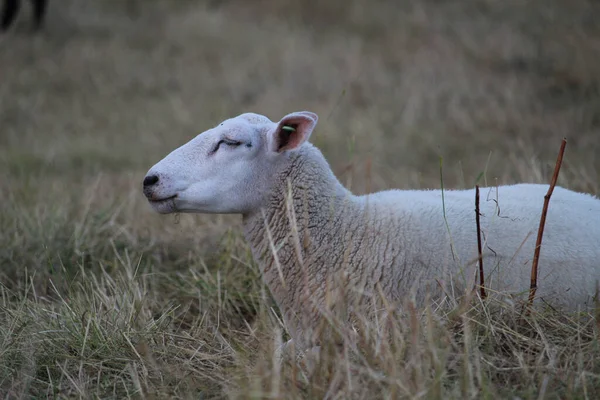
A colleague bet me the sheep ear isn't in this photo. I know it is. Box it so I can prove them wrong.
[268,111,318,153]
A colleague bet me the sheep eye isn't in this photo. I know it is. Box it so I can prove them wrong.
[223,139,242,147]
[212,138,243,154]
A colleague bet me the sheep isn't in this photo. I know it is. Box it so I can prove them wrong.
[1,0,48,32]
[143,110,600,352]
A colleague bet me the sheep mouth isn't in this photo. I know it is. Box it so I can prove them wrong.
[148,195,178,213]
[149,194,177,204]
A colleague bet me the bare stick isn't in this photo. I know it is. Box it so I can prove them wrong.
[475,185,486,299]
[527,138,567,309]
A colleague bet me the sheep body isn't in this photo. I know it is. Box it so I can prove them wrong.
[143,111,600,350]
[242,143,600,344]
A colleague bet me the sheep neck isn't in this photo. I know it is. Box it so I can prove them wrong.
[241,144,356,340]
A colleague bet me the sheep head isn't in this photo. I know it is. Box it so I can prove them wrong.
[143,111,318,214]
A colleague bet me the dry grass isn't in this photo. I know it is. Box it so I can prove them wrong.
[1,0,599,398]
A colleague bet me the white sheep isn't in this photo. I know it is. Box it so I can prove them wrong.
[143,110,600,350]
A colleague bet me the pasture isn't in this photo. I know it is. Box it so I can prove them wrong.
[1,0,599,398]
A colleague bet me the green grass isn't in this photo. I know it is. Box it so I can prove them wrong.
[1,0,599,398]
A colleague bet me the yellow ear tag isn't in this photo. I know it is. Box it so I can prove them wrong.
[282,125,296,133]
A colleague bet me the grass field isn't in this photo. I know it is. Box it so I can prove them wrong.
[1,0,599,398]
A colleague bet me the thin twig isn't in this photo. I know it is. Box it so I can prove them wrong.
[527,138,567,310]
[440,157,460,263]
[475,185,486,299]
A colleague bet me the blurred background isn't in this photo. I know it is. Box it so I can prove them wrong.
[1,1,599,397]
[1,0,599,277]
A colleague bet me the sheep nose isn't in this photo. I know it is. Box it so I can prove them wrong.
[143,174,159,187]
